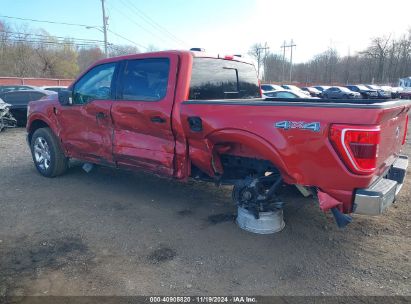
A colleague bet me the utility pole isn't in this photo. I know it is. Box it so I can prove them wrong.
[101,0,108,57]
[281,40,286,82]
[255,44,269,80]
[280,40,297,82]
[262,42,269,81]
[289,39,296,82]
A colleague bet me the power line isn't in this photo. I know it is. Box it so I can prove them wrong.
[0,14,145,51]
[107,2,170,47]
[6,38,107,48]
[121,0,186,46]
[107,29,147,50]
[0,30,105,43]
[0,15,98,28]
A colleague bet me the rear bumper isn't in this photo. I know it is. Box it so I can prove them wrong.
[353,155,408,215]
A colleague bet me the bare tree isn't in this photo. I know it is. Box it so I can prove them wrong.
[77,47,105,72]
[248,43,265,79]
[108,44,140,57]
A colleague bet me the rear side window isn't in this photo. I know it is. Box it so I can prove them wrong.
[30,92,46,101]
[1,92,31,105]
[119,58,170,102]
[275,92,296,98]
[189,58,260,100]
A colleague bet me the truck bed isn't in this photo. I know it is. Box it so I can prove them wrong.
[184,98,411,108]
[181,97,411,212]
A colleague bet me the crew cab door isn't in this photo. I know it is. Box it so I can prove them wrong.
[111,55,178,176]
[56,62,117,164]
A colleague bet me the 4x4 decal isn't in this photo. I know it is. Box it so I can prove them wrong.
[275,121,321,132]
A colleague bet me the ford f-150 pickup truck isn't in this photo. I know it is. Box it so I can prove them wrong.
[26,50,410,228]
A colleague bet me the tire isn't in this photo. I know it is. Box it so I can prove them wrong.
[30,127,68,177]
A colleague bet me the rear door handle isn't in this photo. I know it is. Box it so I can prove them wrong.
[150,116,166,123]
[96,112,107,119]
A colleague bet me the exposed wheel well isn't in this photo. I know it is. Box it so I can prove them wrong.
[219,154,279,180]
[28,120,50,144]
[191,154,280,184]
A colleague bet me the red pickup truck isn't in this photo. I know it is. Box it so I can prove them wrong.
[26,50,410,228]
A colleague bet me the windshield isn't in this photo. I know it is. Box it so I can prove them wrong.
[286,85,301,91]
[340,87,352,93]
[356,85,369,90]
[293,90,309,98]
[367,85,380,90]
[189,58,260,100]
[308,87,320,93]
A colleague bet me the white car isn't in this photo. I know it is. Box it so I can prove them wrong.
[263,89,318,99]
[261,84,283,93]
[281,84,311,96]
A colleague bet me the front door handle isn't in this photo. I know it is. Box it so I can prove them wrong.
[150,116,166,123]
[96,112,107,119]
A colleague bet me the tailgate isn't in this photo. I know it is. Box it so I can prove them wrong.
[377,108,409,174]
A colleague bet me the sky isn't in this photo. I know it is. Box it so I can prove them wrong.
[1,0,410,63]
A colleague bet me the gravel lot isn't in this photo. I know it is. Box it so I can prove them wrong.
[0,128,410,296]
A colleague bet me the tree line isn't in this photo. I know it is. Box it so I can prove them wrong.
[0,20,141,79]
[250,28,411,85]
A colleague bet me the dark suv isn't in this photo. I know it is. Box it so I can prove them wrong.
[345,85,379,99]
[0,89,55,126]
[322,86,362,99]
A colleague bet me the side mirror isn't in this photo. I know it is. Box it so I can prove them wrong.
[58,89,73,106]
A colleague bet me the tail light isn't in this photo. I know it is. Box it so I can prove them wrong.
[402,115,408,145]
[329,125,381,175]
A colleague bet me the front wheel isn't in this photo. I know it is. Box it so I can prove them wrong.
[30,128,68,177]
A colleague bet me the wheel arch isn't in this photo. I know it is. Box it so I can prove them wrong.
[27,116,52,145]
[203,128,293,183]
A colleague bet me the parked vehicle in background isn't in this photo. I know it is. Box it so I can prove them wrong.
[345,85,378,99]
[0,98,17,131]
[313,85,331,93]
[281,84,310,96]
[399,76,411,89]
[39,86,68,93]
[365,84,391,99]
[0,89,55,126]
[0,85,38,94]
[261,84,282,93]
[322,86,362,99]
[263,89,317,99]
[400,88,411,99]
[301,87,322,97]
[380,86,401,99]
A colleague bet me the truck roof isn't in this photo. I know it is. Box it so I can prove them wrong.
[95,50,253,66]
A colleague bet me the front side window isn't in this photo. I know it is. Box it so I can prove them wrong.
[73,63,116,105]
[119,58,170,102]
[189,58,260,100]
